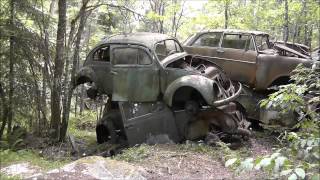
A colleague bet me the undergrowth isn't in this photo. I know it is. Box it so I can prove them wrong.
[225,64,320,180]
[0,149,70,170]
[67,110,97,143]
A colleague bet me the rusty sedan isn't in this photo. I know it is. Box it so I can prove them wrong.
[183,29,314,91]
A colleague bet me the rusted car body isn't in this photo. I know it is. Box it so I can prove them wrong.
[270,41,311,57]
[183,29,313,91]
[75,32,249,146]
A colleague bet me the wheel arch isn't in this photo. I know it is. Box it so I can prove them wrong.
[74,67,97,87]
[163,75,214,107]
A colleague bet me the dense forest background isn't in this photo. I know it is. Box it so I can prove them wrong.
[0,0,319,141]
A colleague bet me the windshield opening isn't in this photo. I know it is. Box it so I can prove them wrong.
[155,39,183,61]
[255,35,270,51]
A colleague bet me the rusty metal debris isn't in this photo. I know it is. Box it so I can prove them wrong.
[74,32,251,148]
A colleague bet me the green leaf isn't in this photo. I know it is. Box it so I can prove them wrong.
[239,158,254,171]
[225,158,237,167]
[280,169,293,176]
[259,157,272,167]
[271,152,281,159]
[288,173,298,180]
[274,156,287,172]
[300,139,307,148]
[294,168,305,179]
[311,174,320,180]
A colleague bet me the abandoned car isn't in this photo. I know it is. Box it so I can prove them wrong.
[74,32,250,146]
[183,29,315,91]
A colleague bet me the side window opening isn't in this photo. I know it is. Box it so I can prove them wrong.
[222,34,252,50]
[93,46,110,62]
[192,33,222,47]
[112,47,152,65]
[138,49,152,65]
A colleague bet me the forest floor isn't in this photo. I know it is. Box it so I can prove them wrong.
[0,114,280,180]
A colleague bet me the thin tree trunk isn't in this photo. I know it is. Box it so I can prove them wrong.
[303,0,308,45]
[0,83,8,140]
[51,0,66,140]
[283,0,289,43]
[60,0,89,141]
[224,0,229,29]
[8,0,15,135]
[40,0,55,133]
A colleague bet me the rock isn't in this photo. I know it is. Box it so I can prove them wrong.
[28,156,146,180]
[0,162,42,178]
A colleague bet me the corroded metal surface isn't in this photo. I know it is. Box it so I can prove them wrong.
[75,32,250,146]
[183,29,314,91]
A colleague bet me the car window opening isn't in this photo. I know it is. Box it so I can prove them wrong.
[93,46,110,62]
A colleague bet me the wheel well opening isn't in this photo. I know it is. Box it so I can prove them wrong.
[76,76,92,86]
[269,76,291,87]
[172,86,207,110]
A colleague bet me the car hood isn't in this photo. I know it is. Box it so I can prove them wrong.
[161,52,189,67]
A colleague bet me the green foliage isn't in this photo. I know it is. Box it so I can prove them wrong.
[114,144,151,162]
[260,64,320,131]
[227,133,320,179]
[0,173,21,180]
[67,110,96,143]
[0,149,70,170]
[226,64,320,179]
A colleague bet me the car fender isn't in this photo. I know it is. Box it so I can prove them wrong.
[74,66,97,87]
[256,54,311,90]
[164,75,214,107]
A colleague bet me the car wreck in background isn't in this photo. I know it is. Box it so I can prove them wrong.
[183,29,314,90]
[183,29,318,125]
[74,32,250,147]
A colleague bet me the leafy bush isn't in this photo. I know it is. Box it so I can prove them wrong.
[226,64,320,179]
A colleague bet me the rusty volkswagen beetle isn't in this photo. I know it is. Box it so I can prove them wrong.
[74,32,249,146]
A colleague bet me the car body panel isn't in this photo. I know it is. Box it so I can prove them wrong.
[163,75,215,106]
[184,29,313,90]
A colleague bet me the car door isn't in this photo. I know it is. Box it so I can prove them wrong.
[215,33,257,86]
[119,102,180,146]
[87,45,113,94]
[183,32,222,58]
[111,45,160,102]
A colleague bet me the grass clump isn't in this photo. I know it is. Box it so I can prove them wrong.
[0,173,21,180]
[0,149,70,170]
[68,110,97,143]
[114,144,152,162]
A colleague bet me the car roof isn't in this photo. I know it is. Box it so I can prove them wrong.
[198,29,269,36]
[100,32,176,49]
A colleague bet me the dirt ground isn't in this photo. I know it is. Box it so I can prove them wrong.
[128,136,275,179]
[1,131,278,179]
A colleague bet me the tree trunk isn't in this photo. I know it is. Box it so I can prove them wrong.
[8,0,15,135]
[0,83,8,140]
[303,0,308,45]
[40,0,56,134]
[51,0,66,140]
[224,0,229,29]
[283,0,289,43]
[60,0,89,141]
